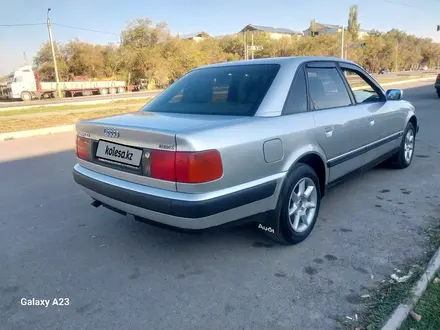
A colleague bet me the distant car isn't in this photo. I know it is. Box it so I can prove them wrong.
[435,74,440,98]
[378,68,390,74]
[73,56,419,244]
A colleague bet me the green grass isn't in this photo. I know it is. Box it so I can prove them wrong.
[356,221,440,330]
[0,98,151,117]
[400,270,440,330]
[358,263,426,330]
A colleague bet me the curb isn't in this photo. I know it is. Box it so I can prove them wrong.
[0,77,435,142]
[0,125,75,141]
[381,246,440,330]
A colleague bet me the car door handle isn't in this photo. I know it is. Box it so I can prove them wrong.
[369,117,375,126]
[324,126,333,137]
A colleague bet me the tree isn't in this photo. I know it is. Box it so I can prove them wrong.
[31,16,440,86]
[310,19,316,36]
[65,40,107,78]
[120,19,172,87]
[219,36,244,60]
[348,5,360,39]
[34,41,69,81]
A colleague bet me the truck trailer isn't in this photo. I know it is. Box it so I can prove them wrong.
[6,65,129,101]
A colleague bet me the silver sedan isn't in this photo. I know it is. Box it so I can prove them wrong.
[73,56,419,244]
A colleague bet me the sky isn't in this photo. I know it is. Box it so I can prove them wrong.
[1,0,440,76]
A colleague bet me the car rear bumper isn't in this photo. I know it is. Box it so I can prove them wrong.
[73,164,283,229]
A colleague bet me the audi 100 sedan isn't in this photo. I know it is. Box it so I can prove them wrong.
[73,56,419,244]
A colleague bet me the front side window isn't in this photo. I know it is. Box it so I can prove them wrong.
[14,76,23,83]
[342,68,382,103]
[306,67,352,110]
[142,64,280,116]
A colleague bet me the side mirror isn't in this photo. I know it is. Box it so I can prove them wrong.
[386,89,403,100]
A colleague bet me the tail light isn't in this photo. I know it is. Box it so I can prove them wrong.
[147,149,223,183]
[437,74,440,81]
[150,150,176,181]
[76,136,91,161]
[175,150,223,183]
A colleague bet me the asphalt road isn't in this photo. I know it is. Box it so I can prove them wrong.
[1,81,439,329]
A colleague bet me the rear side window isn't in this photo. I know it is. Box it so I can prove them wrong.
[306,67,352,110]
[283,67,308,115]
[142,64,280,116]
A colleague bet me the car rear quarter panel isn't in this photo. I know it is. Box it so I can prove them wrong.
[175,112,324,194]
[254,60,299,117]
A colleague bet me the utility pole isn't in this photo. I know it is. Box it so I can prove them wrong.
[395,40,399,72]
[243,31,247,60]
[251,32,254,60]
[341,25,345,59]
[23,52,28,65]
[47,8,62,98]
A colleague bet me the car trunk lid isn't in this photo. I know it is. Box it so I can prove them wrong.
[75,111,246,191]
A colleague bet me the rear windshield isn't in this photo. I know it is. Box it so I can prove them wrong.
[141,64,280,116]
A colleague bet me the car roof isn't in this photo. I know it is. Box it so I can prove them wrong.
[195,56,357,70]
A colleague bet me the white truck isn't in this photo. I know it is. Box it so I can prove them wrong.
[6,65,129,101]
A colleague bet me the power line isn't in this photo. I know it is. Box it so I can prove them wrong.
[52,23,119,36]
[380,0,433,11]
[0,23,45,27]
[382,0,417,8]
[0,21,119,36]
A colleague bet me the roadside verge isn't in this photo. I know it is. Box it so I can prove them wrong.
[381,247,440,330]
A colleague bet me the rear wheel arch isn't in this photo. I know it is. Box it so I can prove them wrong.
[288,152,327,198]
[266,161,323,244]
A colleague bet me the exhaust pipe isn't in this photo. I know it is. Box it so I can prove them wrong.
[91,199,102,208]
[91,199,127,216]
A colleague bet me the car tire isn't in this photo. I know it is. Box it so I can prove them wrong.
[388,122,416,169]
[266,163,321,245]
[437,90,440,98]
